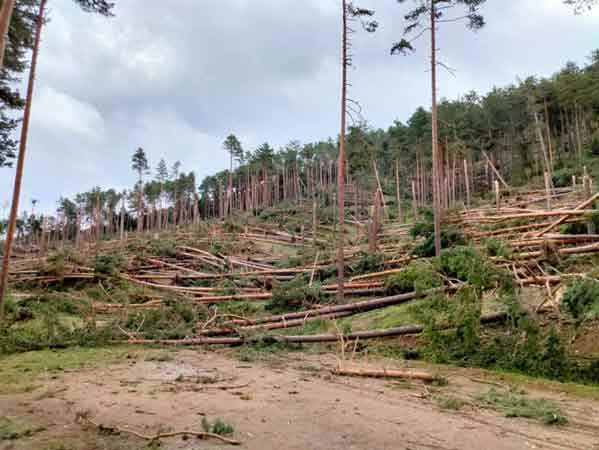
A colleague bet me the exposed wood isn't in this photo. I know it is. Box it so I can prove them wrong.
[333,366,435,383]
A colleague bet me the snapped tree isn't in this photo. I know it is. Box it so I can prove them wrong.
[392,0,486,256]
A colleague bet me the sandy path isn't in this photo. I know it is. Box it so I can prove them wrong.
[2,349,599,450]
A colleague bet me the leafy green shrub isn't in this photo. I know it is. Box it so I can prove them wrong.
[561,279,599,321]
[201,417,234,436]
[384,261,442,295]
[267,276,323,312]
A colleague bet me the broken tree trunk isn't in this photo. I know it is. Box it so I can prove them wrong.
[533,191,599,237]
[333,366,435,383]
[119,312,508,346]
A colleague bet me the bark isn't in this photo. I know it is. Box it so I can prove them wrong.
[121,312,508,346]
[395,159,403,222]
[534,192,599,237]
[0,0,45,320]
[430,4,441,256]
[463,159,471,209]
[0,0,16,70]
[337,0,348,301]
[333,367,435,382]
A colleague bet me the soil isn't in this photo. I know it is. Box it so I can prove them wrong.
[1,348,599,450]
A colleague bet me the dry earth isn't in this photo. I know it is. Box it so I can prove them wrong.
[2,347,599,450]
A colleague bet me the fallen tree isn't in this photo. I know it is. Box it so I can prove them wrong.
[118,311,508,346]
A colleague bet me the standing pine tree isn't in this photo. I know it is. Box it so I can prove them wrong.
[0,0,114,321]
[0,0,16,70]
[223,134,243,216]
[131,147,149,233]
[156,158,168,229]
[337,1,377,301]
[392,0,486,257]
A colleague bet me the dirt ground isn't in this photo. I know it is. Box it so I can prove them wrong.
[2,347,599,450]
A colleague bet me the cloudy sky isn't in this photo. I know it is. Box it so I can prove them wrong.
[1,0,598,216]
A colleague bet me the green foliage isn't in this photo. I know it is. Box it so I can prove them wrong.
[436,396,466,411]
[384,261,442,295]
[476,389,568,426]
[350,251,385,275]
[439,246,509,291]
[267,276,323,312]
[552,167,576,188]
[0,315,113,355]
[124,298,205,340]
[561,221,589,235]
[483,238,510,258]
[0,418,45,441]
[43,250,84,277]
[216,279,237,296]
[410,209,434,239]
[405,289,598,385]
[148,239,179,258]
[561,278,599,321]
[201,417,234,436]
[93,254,124,276]
[410,220,467,257]
[420,288,482,363]
[590,137,599,156]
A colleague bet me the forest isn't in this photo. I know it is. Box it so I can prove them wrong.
[2,1,599,450]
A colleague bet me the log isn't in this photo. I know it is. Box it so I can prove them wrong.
[533,192,599,237]
[119,312,508,346]
[333,366,435,382]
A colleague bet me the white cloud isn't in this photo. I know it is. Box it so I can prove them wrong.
[2,0,599,215]
[32,85,105,140]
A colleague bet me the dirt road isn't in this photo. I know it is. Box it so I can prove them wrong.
[1,348,599,450]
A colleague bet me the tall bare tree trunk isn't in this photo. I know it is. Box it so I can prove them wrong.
[0,0,16,70]
[395,159,402,222]
[463,158,471,209]
[336,0,348,302]
[0,0,45,320]
[430,3,441,256]
[228,151,233,216]
[137,174,143,233]
[544,97,554,170]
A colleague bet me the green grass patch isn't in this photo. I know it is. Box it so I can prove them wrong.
[436,396,466,411]
[0,346,138,394]
[0,417,45,441]
[475,388,568,426]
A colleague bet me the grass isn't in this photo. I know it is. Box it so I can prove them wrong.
[484,369,599,402]
[436,396,466,411]
[0,346,139,394]
[0,417,45,441]
[475,388,568,426]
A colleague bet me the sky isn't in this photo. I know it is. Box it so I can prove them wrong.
[1,0,599,217]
